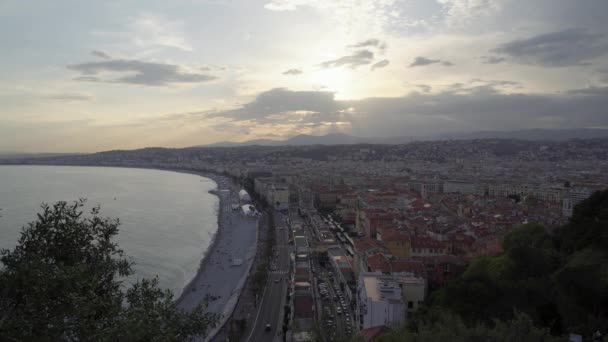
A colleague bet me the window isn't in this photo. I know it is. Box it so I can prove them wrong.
[408,301,413,309]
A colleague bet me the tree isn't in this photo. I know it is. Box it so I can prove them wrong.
[0,200,218,342]
[429,190,608,337]
[376,309,562,342]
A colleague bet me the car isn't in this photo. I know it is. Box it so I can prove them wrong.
[265,324,271,332]
[274,278,279,283]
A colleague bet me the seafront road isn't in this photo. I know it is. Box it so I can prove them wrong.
[245,211,291,342]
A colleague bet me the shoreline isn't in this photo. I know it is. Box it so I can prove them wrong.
[0,163,259,341]
[165,169,258,341]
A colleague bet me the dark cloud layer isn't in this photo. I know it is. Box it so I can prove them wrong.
[282,68,303,75]
[409,56,453,67]
[47,93,94,101]
[67,59,217,86]
[493,28,608,67]
[91,50,111,59]
[348,39,387,52]
[320,50,374,69]
[480,55,506,64]
[206,85,608,137]
[371,59,389,70]
[207,88,342,122]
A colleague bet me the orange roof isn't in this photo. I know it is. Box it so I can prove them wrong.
[411,236,445,249]
[354,238,387,253]
[391,260,426,276]
[378,227,411,242]
[366,253,391,272]
[359,325,389,341]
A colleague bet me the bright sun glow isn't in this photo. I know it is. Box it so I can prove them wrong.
[308,68,354,99]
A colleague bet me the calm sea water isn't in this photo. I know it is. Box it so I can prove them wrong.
[0,165,218,297]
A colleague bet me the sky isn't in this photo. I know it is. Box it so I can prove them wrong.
[1,0,608,152]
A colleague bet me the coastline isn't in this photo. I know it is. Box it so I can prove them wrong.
[0,164,259,341]
[169,169,258,341]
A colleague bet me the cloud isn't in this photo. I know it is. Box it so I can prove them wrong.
[91,50,111,59]
[67,59,217,86]
[480,55,506,64]
[492,28,608,67]
[320,50,375,69]
[91,13,192,53]
[203,84,608,137]
[282,68,303,75]
[130,13,192,52]
[438,0,507,27]
[600,69,608,83]
[208,88,343,122]
[371,59,389,70]
[348,38,387,52]
[409,56,454,67]
[264,0,300,11]
[46,93,94,102]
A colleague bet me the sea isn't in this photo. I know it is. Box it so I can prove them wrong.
[0,165,219,298]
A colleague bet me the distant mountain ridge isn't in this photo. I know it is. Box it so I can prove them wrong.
[0,152,83,160]
[440,128,608,141]
[201,129,608,147]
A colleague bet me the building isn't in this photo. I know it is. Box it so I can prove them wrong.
[269,184,290,210]
[376,227,411,258]
[488,183,565,203]
[562,188,592,217]
[443,180,477,195]
[357,272,405,330]
[238,189,251,203]
[392,273,426,320]
[411,236,447,257]
[409,181,442,198]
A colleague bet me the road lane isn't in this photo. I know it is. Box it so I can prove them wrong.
[246,211,289,342]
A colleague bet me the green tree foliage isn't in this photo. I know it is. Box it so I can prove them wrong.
[376,310,561,342]
[558,190,608,253]
[429,189,608,337]
[0,201,218,342]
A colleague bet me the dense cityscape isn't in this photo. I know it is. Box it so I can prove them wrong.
[4,137,607,341]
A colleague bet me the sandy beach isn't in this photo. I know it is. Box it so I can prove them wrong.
[175,172,258,341]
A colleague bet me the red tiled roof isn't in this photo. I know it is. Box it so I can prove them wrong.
[378,227,410,242]
[359,325,389,341]
[354,238,387,253]
[411,236,445,249]
[366,253,391,272]
[391,260,426,276]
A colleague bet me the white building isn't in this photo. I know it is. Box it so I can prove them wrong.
[488,183,565,203]
[269,184,290,210]
[443,180,477,195]
[241,204,258,217]
[393,273,426,320]
[562,188,592,217]
[357,272,405,330]
[238,189,252,203]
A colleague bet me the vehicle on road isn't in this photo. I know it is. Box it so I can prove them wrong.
[265,324,271,332]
